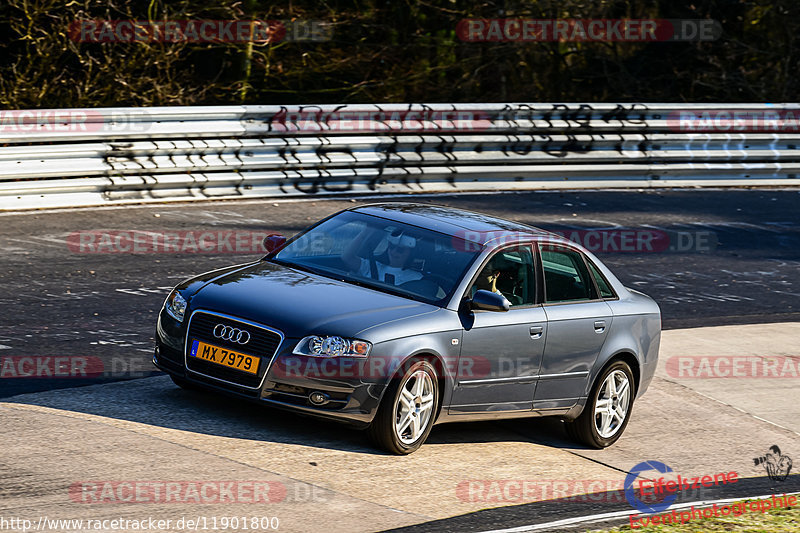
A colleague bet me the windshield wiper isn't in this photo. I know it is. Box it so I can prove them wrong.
[342,277,430,302]
[269,258,330,278]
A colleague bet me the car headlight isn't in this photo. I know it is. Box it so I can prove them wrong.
[164,290,187,322]
[293,336,371,358]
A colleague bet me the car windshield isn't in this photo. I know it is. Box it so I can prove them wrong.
[271,211,480,305]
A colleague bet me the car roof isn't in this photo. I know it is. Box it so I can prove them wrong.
[351,202,559,246]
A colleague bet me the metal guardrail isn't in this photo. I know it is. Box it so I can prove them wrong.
[1,103,799,210]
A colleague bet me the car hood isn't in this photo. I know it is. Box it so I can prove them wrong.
[186,260,438,339]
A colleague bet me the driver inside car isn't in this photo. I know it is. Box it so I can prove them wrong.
[472,257,524,306]
[474,265,502,295]
[343,226,423,286]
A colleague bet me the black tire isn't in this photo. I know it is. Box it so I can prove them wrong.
[565,360,634,448]
[367,359,439,455]
[170,375,203,392]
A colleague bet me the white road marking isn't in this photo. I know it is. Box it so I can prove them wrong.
[476,491,800,533]
[6,237,64,250]
[115,286,173,297]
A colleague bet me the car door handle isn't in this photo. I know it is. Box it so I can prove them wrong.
[594,320,606,333]
[529,326,544,339]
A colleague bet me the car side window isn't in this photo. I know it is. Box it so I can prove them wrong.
[587,260,616,299]
[470,246,535,307]
[539,245,595,303]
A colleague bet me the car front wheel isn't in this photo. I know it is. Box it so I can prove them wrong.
[367,359,438,455]
[566,361,634,448]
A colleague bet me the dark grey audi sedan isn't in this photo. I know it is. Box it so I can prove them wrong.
[154,203,660,454]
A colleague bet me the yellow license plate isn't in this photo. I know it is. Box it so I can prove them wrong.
[189,339,259,375]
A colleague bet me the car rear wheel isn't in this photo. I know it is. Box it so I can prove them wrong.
[565,361,634,448]
[367,359,438,455]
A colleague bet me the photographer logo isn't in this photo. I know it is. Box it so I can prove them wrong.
[754,446,793,482]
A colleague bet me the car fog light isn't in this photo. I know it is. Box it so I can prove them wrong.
[309,392,329,405]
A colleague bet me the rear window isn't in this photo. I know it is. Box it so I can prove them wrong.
[587,260,616,299]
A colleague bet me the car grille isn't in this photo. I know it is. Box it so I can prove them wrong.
[185,311,282,389]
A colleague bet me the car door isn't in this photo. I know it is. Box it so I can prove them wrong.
[534,244,613,410]
[449,244,547,414]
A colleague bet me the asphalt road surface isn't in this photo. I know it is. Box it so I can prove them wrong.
[1,188,799,397]
[3,323,799,533]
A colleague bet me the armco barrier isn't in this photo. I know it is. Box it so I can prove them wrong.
[1,103,799,210]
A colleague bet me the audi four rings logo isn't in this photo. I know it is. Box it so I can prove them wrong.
[213,324,251,344]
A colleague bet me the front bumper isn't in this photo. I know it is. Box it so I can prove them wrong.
[154,308,387,428]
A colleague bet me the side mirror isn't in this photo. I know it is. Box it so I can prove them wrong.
[263,233,287,254]
[469,289,510,312]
